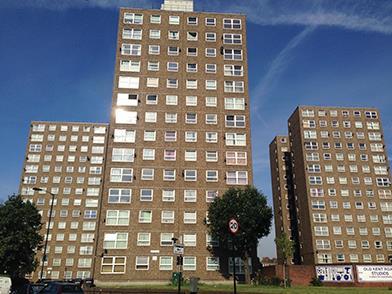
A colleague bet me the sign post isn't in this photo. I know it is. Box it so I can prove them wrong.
[228,218,240,294]
[172,239,184,294]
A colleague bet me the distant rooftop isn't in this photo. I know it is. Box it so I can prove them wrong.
[161,0,193,12]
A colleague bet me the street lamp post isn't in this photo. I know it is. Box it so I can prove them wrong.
[33,187,56,281]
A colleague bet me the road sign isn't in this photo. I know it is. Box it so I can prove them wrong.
[173,244,184,255]
[229,218,239,235]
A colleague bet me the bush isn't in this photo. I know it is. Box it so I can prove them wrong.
[310,276,323,287]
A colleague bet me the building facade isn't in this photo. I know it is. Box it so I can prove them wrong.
[270,106,392,265]
[20,122,108,280]
[94,3,252,283]
[19,0,254,283]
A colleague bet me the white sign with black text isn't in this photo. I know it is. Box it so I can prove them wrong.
[315,265,353,282]
[357,265,392,282]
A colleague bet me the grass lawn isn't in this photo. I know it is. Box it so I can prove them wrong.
[102,283,392,293]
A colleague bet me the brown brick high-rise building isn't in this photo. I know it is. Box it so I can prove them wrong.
[19,0,254,283]
[270,106,392,265]
[19,122,108,280]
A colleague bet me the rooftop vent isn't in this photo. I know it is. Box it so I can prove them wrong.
[161,0,194,12]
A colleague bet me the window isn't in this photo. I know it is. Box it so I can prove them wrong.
[148,45,161,55]
[206,80,217,90]
[223,33,242,44]
[141,168,154,180]
[187,63,197,73]
[187,47,197,56]
[206,18,216,26]
[166,95,178,105]
[168,30,179,40]
[149,29,160,39]
[168,46,180,56]
[135,256,149,270]
[224,49,242,60]
[145,112,157,123]
[161,211,175,223]
[110,168,133,183]
[139,210,152,223]
[205,32,216,41]
[184,234,196,247]
[143,149,155,160]
[206,190,218,203]
[185,131,197,142]
[120,60,140,72]
[226,151,247,165]
[163,169,176,181]
[205,64,217,73]
[146,94,158,104]
[169,15,180,25]
[167,62,179,72]
[150,14,161,24]
[165,131,177,142]
[186,113,197,124]
[206,97,217,107]
[186,79,198,89]
[206,114,217,124]
[185,150,197,161]
[165,113,177,123]
[112,148,134,162]
[167,78,178,88]
[187,16,198,25]
[162,190,175,202]
[144,130,156,141]
[226,115,245,128]
[164,149,176,161]
[121,44,141,56]
[187,31,198,41]
[206,170,218,182]
[184,190,197,202]
[106,210,130,226]
[140,189,153,201]
[206,132,218,143]
[224,81,244,93]
[103,233,128,249]
[122,28,142,40]
[184,170,197,181]
[147,61,159,71]
[226,171,248,185]
[225,133,246,146]
[225,98,245,110]
[147,77,159,87]
[101,257,126,274]
[160,256,173,271]
[137,233,151,246]
[118,76,139,89]
[224,18,242,29]
[160,233,174,246]
[205,48,216,57]
[184,211,197,224]
[124,13,143,24]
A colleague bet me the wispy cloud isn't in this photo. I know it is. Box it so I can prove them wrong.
[0,0,154,10]
[251,26,315,113]
[204,0,392,35]
[3,0,392,36]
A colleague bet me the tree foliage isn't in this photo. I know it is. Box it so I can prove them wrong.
[0,195,43,278]
[207,186,273,281]
[275,232,294,263]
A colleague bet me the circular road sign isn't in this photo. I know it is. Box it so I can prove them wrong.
[229,218,239,235]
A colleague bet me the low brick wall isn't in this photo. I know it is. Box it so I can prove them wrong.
[262,265,315,286]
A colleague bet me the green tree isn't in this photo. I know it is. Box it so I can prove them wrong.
[207,186,273,284]
[275,232,294,288]
[0,195,43,280]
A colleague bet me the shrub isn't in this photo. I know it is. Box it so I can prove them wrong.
[310,276,323,287]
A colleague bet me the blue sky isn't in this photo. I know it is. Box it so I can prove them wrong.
[0,0,391,257]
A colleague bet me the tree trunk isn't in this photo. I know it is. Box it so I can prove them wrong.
[243,252,251,284]
[282,261,287,288]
